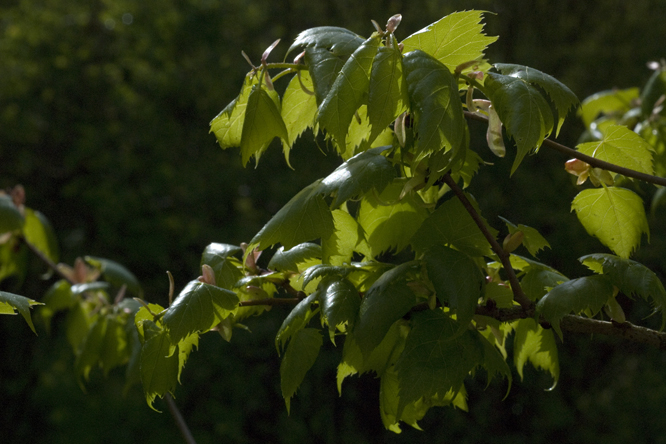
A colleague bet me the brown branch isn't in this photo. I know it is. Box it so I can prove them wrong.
[441,173,533,311]
[165,393,197,444]
[463,110,666,187]
[19,235,76,285]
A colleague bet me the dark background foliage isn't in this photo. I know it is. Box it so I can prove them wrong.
[2,0,666,442]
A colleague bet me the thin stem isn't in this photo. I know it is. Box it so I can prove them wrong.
[165,393,197,444]
[463,111,666,187]
[441,173,533,311]
[20,235,75,285]
[239,297,302,306]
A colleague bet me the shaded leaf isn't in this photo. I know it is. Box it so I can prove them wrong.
[485,72,554,174]
[536,275,614,338]
[85,256,142,296]
[288,26,364,58]
[268,243,322,272]
[240,85,289,166]
[100,316,130,376]
[499,216,551,257]
[162,280,239,343]
[23,208,59,264]
[75,315,108,382]
[305,47,348,106]
[401,11,497,71]
[276,292,318,353]
[403,50,465,157]
[572,187,649,259]
[578,88,639,129]
[280,328,322,413]
[0,194,24,233]
[317,276,360,336]
[200,243,243,290]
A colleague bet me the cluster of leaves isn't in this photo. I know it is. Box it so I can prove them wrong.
[2,10,666,434]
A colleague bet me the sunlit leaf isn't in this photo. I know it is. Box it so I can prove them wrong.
[288,26,365,58]
[513,318,559,387]
[403,50,465,158]
[536,275,614,338]
[280,328,322,413]
[210,72,259,149]
[268,243,322,272]
[200,243,243,290]
[486,72,554,174]
[401,11,497,71]
[316,276,360,338]
[0,290,43,334]
[176,333,199,383]
[321,210,364,265]
[162,280,239,343]
[23,208,59,264]
[572,186,649,258]
[576,124,654,176]
[495,63,579,135]
[578,88,639,128]
[281,70,318,158]
[140,320,179,412]
[240,85,289,166]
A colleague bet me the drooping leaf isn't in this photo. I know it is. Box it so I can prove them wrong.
[401,11,497,71]
[210,72,259,149]
[578,88,639,129]
[288,26,365,58]
[162,280,239,343]
[495,63,579,135]
[39,279,75,331]
[576,124,654,176]
[485,72,554,174]
[321,210,364,265]
[305,47,348,106]
[134,303,166,344]
[75,315,108,382]
[85,256,142,296]
[281,70,318,157]
[317,34,381,149]
[358,180,429,256]
[411,193,497,257]
[316,276,360,338]
[280,328,322,413]
[395,310,483,417]
[100,316,130,376]
[66,302,94,352]
[240,84,289,166]
[276,292,318,353]
[175,332,199,383]
[0,290,44,334]
[572,186,649,259]
[319,145,396,209]
[513,318,559,387]
[536,275,614,338]
[423,245,485,332]
[200,243,243,290]
[499,216,551,257]
[140,320,179,412]
[367,41,409,142]
[580,253,666,325]
[353,262,417,357]
[23,208,59,264]
[268,243,322,272]
[0,194,24,233]
[249,180,335,252]
[403,50,465,158]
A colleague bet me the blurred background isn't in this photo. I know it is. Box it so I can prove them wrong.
[2,0,666,442]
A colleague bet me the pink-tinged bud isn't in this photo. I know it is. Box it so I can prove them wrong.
[502,231,524,254]
[261,39,281,65]
[397,42,404,53]
[565,158,590,175]
[468,71,484,80]
[11,185,25,207]
[201,264,216,285]
[386,14,402,34]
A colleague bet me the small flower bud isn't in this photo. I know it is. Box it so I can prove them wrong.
[502,231,524,254]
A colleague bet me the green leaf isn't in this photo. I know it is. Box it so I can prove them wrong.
[403,50,465,158]
[200,243,243,290]
[319,145,396,209]
[100,316,130,376]
[280,327,322,413]
[39,279,75,331]
[317,35,380,149]
[411,194,497,257]
[249,180,335,252]
[85,256,142,296]
[368,42,409,142]
[140,320,179,412]
[358,180,429,256]
[162,280,239,343]
[240,84,289,166]
[580,253,666,325]
[0,290,43,334]
[576,124,654,176]
[536,275,614,338]
[572,186,649,258]
[513,318,559,387]
[66,302,94,352]
[23,208,59,264]
[423,245,485,331]
[281,70,318,157]
[495,63,579,135]
[288,26,365,58]
[305,47,348,106]
[75,315,108,382]
[578,88,639,128]
[353,262,417,357]
[176,332,199,383]
[520,266,569,301]
[210,72,259,149]
[316,276,360,337]
[321,210,364,265]
[485,72,554,174]
[401,11,497,71]
[276,292,318,353]
[499,216,551,257]
[395,310,482,417]
[268,243,322,272]
[0,194,24,233]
